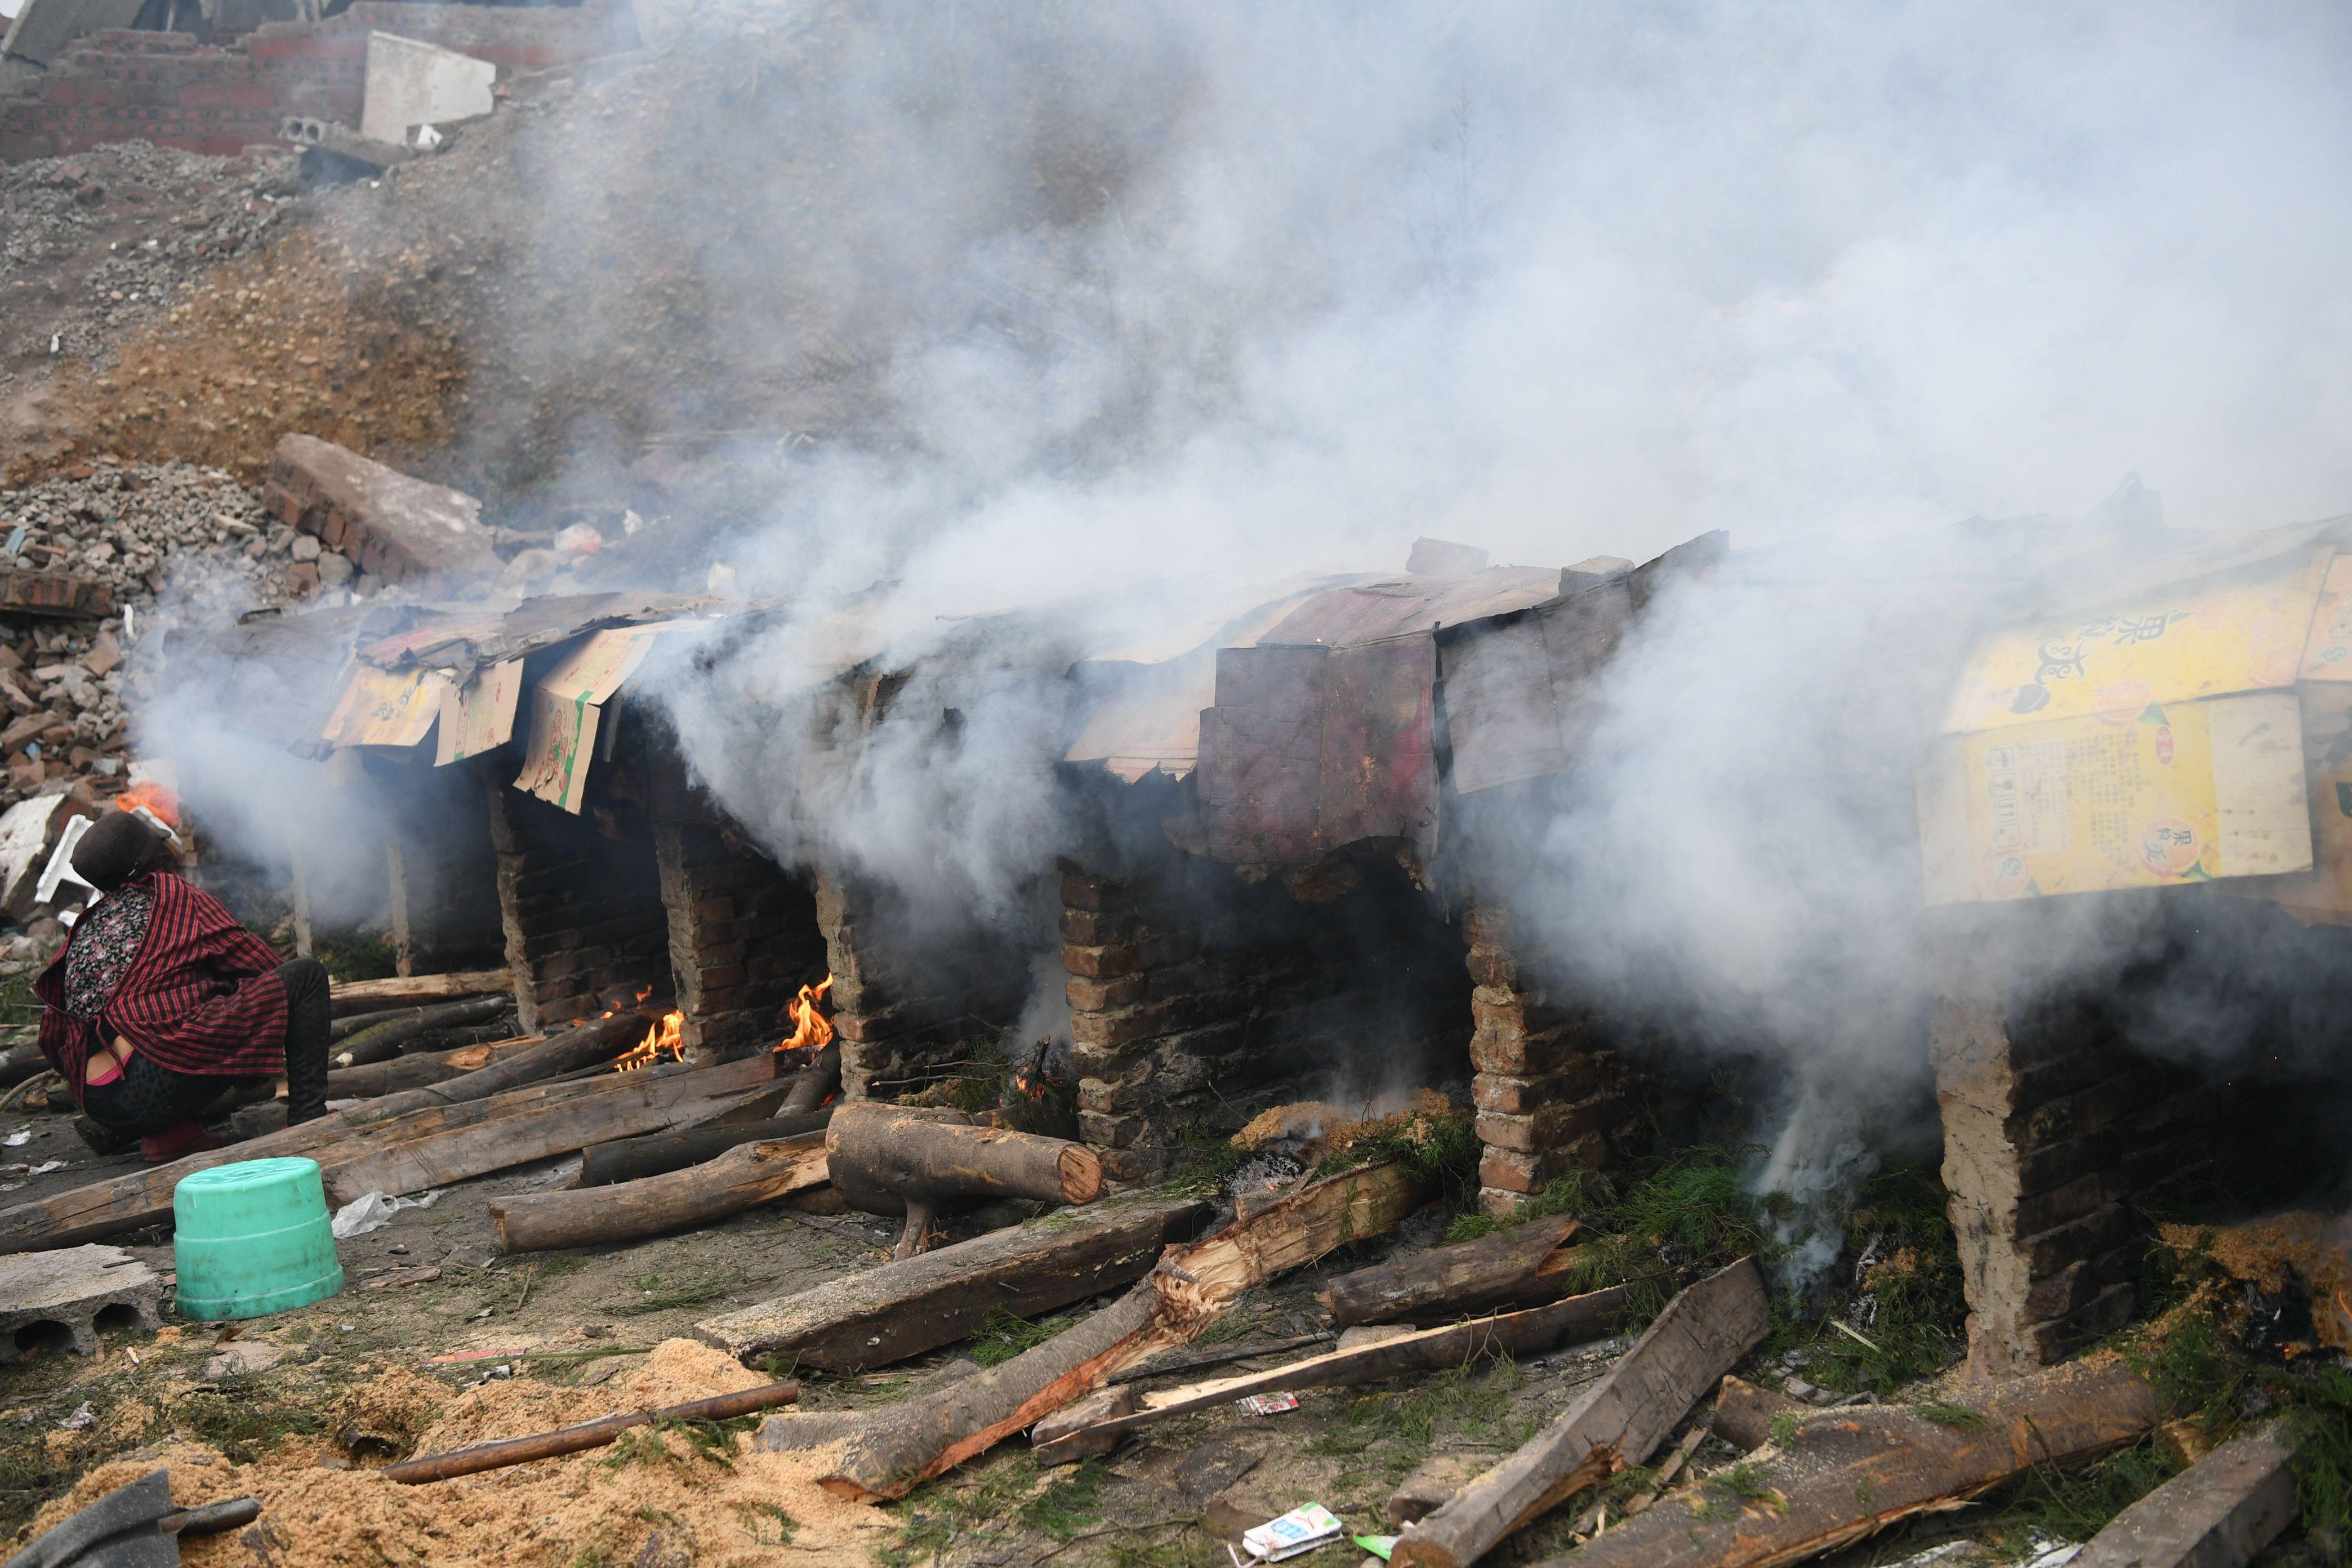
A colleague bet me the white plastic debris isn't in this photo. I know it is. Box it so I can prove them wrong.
[56,1403,93,1431]
[331,1188,442,1238]
[1242,1504,1344,1562]
[3,1129,29,1147]
[26,1160,65,1175]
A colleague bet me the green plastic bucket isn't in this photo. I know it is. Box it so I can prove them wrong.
[172,1157,344,1321]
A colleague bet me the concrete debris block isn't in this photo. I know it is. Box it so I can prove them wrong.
[2073,1425,2298,1568]
[360,30,494,148]
[203,1338,287,1378]
[279,115,420,172]
[0,1242,162,1361]
[262,434,496,587]
[0,0,144,67]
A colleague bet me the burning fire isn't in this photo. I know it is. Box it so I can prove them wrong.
[615,1009,685,1072]
[779,974,834,1053]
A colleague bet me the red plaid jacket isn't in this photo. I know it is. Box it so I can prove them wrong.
[37,871,289,1104]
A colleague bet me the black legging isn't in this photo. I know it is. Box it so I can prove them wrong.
[83,957,333,1134]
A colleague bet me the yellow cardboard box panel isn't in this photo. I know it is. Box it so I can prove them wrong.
[1918,690,2310,905]
[1938,543,2332,735]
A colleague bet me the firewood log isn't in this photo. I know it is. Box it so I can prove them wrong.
[754,1161,1424,1501]
[384,1380,800,1484]
[826,1101,1103,1259]
[1711,1373,1808,1451]
[1032,1280,1650,1463]
[324,1037,539,1101]
[332,997,517,1066]
[0,1041,46,1089]
[696,1193,1212,1371]
[1319,1213,1584,1325]
[0,1053,777,1251]
[1528,1358,2157,1568]
[578,1110,834,1188]
[779,1044,840,1115]
[1390,1258,1772,1568]
[344,1011,649,1125]
[330,969,511,1019]
[491,1133,830,1253]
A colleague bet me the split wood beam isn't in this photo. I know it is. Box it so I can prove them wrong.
[697,1193,1211,1371]
[755,1161,1423,1500]
[1032,1280,1649,1463]
[1320,1214,1584,1325]
[578,1110,832,1188]
[1391,1258,1772,1568]
[1530,1357,2158,1568]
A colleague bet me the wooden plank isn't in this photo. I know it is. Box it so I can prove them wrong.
[696,1194,1211,1371]
[2073,1425,2298,1568]
[1391,1258,1772,1568]
[331,969,513,1018]
[344,1012,649,1124]
[1032,1281,1646,1463]
[1538,1357,2157,1568]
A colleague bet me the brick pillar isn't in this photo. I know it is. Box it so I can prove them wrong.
[1061,859,1243,1180]
[486,781,670,1034]
[1465,906,1637,1218]
[1929,930,2189,1378]
[812,867,1024,1101]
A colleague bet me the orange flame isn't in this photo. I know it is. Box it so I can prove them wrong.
[778,974,834,1053]
[614,1009,685,1072]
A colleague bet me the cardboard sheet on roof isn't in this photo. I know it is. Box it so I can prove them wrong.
[513,625,683,813]
[1939,540,2333,734]
[321,666,453,749]
[1918,690,2310,904]
[436,658,523,767]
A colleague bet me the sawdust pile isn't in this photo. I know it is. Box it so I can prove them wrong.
[2161,1210,2352,1354]
[24,1340,888,1568]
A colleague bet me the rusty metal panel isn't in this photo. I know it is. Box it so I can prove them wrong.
[1441,617,1566,795]
[1199,638,1436,862]
[1255,569,1561,648]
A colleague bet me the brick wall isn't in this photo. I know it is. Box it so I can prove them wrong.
[487,777,669,1034]
[1061,849,1473,1181]
[0,2,634,163]
[1460,905,1644,1217]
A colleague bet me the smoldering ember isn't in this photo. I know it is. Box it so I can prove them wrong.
[0,5,2349,1568]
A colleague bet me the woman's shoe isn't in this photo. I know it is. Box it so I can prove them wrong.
[138,1121,222,1162]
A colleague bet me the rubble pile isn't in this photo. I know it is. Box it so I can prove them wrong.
[0,143,297,420]
[0,457,306,812]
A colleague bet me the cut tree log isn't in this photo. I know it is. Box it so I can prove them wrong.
[698,1194,1213,1371]
[1320,1213,1584,1325]
[779,1044,840,1115]
[331,969,511,1019]
[384,1380,800,1484]
[332,997,516,1066]
[827,1102,1104,1259]
[1528,1356,2158,1568]
[491,1133,830,1253]
[2073,1423,2299,1568]
[344,1012,651,1124]
[579,1110,834,1188]
[755,1160,1423,1500]
[1712,1374,1809,1451]
[0,1041,46,1089]
[1391,1258,1773,1568]
[325,1037,541,1102]
[317,1053,779,1205]
[1032,1280,1650,1463]
[0,1053,778,1251]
